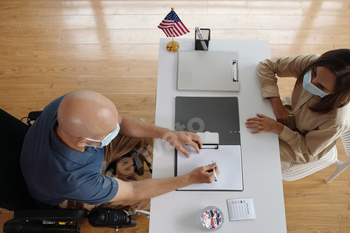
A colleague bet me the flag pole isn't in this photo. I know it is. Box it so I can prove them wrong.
[172,27,174,51]
[171,7,174,51]
[166,7,179,52]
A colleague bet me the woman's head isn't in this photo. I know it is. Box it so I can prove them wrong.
[296,49,350,113]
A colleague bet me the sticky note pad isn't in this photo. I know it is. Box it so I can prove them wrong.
[227,197,256,221]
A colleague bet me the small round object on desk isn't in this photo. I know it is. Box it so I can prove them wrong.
[166,40,180,52]
[199,206,224,231]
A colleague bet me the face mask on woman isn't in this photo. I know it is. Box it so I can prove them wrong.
[303,70,330,98]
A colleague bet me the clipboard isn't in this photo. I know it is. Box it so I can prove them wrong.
[177,51,240,92]
[174,96,243,191]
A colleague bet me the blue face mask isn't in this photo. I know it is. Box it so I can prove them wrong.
[85,123,120,148]
[302,70,330,98]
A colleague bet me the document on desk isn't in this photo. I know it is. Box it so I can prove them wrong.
[227,197,256,221]
[176,144,243,191]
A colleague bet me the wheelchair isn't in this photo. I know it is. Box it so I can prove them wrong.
[0,109,142,232]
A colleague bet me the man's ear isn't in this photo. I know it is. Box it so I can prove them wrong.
[76,138,87,148]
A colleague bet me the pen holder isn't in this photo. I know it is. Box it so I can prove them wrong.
[195,28,210,51]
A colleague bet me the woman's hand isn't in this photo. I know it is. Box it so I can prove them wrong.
[270,97,290,125]
[245,113,284,134]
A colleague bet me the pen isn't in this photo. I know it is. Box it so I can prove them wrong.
[212,160,217,182]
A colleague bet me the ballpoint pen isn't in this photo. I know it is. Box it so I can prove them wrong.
[212,160,217,182]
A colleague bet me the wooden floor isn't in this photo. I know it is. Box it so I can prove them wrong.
[1,0,350,232]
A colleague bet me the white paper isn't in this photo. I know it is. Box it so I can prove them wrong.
[227,197,256,221]
[176,145,243,191]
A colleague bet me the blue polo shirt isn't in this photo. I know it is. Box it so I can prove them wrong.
[20,95,118,207]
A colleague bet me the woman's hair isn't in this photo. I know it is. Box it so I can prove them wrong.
[295,49,350,114]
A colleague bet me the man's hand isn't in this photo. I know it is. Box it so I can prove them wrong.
[117,115,203,157]
[187,162,219,184]
[163,131,203,157]
[245,113,284,134]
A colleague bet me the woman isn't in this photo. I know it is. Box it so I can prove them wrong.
[245,49,350,172]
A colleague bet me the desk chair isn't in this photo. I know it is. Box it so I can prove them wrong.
[0,109,137,232]
[282,131,350,183]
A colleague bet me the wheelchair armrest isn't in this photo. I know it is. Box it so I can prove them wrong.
[14,209,88,221]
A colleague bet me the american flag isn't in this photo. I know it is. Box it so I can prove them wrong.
[158,10,190,37]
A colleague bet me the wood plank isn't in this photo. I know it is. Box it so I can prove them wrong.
[258,29,350,45]
[0,2,21,16]
[0,15,184,30]
[60,29,164,44]
[339,214,350,233]
[208,1,303,15]
[2,60,158,77]
[2,14,349,31]
[286,216,340,233]
[301,1,350,16]
[77,76,157,94]
[185,15,350,30]
[19,1,208,15]
[120,110,156,125]
[0,28,61,46]
[103,93,156,112]
[0,44,160,61]
[20,1,117,15]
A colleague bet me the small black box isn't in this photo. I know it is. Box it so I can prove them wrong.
[195,28,210,51]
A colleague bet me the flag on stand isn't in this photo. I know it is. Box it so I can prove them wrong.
[158,10,190,37]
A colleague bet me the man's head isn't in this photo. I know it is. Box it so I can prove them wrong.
[56,90,118,151]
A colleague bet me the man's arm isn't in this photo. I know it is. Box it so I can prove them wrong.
[108,163,218,204]
[118,114,202,157]
[118,114,169,139]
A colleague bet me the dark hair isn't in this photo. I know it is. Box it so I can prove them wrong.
[295,49,350,114]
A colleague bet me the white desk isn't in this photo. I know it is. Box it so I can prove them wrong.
[149,38,287,233]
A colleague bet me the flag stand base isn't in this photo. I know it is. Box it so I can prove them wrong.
[166,40,179,52]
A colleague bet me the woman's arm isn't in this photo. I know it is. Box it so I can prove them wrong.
[257,54,319,99]
[257,54,319,125]
[246,114,347,163]
[278,122,344,163]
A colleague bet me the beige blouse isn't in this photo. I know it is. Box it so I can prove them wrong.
[257,55,350,172]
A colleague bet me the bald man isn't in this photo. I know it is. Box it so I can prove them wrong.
[20,90,218,211]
